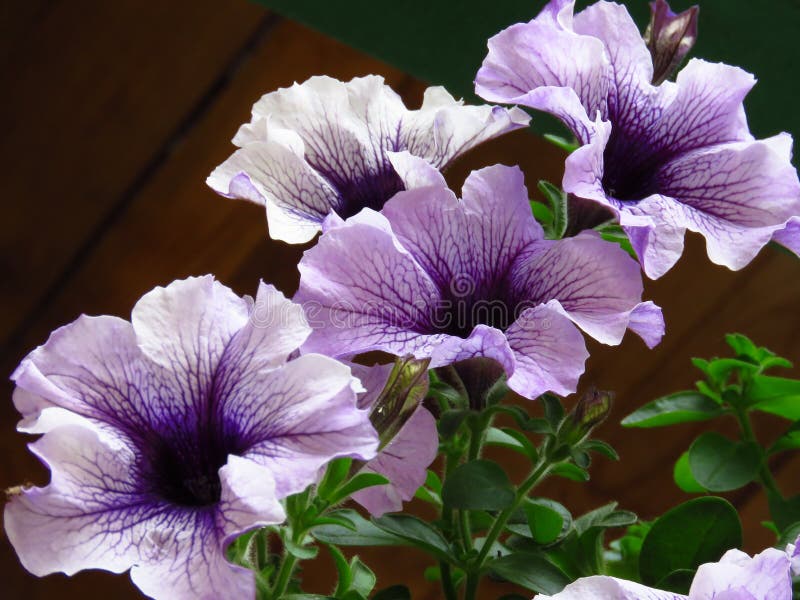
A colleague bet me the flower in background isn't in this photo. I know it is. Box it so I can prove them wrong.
[295,158,663,401]
[535,536,800,599]
[5,276,377,600]
[475,0,800,279]
[207,75,530,244]
[349,357,438,517]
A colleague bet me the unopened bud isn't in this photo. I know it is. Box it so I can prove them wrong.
[645,0,699,85]
[369,356,430,449]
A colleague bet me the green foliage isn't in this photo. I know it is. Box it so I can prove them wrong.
[536,180,569,239]
[487,553,571,594]
[639,497,742,587]
[441,460,515,510]
[621,392,723,428]
[687,433,761,492]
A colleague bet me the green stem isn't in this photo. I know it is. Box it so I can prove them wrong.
[271,550,298,599]
[440,561,459,600]
[735,408,783,498]
[458,509,473,553]
[465,459,556,600]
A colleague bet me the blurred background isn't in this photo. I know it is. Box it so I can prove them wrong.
[1,0,799,598]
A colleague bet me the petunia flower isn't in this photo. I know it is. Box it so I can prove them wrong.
[475,0,800,279]
[295,158,664,400]
[348,359,438,517]
[5,276,377,600]
[207,74,530,244]
[535,536,800,599]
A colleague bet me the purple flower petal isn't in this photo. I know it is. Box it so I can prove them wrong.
[297,165,659,400]
[534,575,685,599]
[209,75,528,243]
[509,230,664,346]
[690,546,793,600]
[645,0,699,85]
[7,276,375,598]
[478,0,800,278]
[240,354,377,497]
[505,303,589,398]
[352,406,438,516]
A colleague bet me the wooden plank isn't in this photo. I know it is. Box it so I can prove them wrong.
[0,0,269,352]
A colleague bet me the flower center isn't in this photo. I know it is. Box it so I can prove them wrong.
[601,128,661,202]
[148,434,238,507]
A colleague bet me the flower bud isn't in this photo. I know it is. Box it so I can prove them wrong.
[645,0,699,85]
[369,356,430,449]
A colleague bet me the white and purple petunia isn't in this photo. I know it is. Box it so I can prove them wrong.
[535,536,800,600]
[475,0,800,279]
[295,158,664,400]
[207,74,530,244]
[5,276,378,600]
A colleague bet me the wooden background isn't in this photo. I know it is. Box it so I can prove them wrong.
[1,1,799,598]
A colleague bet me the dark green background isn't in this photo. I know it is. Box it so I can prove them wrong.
[254,0,800,145]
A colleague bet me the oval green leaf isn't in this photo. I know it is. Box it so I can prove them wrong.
[639,497,742,586]
[441,459,515,510]
[622,392,722,428]
[688,432,761,492]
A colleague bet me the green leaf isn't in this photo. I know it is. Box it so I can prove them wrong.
[282,530,319,560]
[551,462,589,482]
[778,521,800,547]
[441,459,515,510]
[488,552,570,594]
[317,458,353,501]
[372,514,454,562]
[621,392,723,428]
[639,497,742,586]
[748,375,800,420]
[543,133,579,153]
[311,510,409,547]
[654,569,694,594]
[770,421,800,454]
[438,409,471,438]
[485,427,538,460]
[768,493,800,531]
[542,393,565,428]
[349,557,376,596]
[537,181,568,239]
[371,585,411,600]
[523,500,565,545]
[329,544,352,595]
[673,451,708,494]
[597,223,636,258]
[688,432,761,492]
[581,439,619,461]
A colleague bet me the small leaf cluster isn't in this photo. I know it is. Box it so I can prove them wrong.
[623,334,800,540]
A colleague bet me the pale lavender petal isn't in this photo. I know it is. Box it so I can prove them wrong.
[349,362,394,411]
[772,216,800,256]
[10,314,176,435]
[400,86,530,167]
[4,424,149,579]
[628,301,665,349]
[381,164,543,297]
[240,354,378,497]
[505,303,589,398]
[207,140,339,243]
[352,406,438,516]
[295,208,444,358]
[430,325,515,372]
[386,150,447,190]
[216,455,286,542]
[690,546,793,600]
[131,276,250,399]
[475,8,606,141]
[534,575,686,599]
[509,231,659,346]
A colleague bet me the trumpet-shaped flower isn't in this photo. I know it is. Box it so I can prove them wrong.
[536,536,800,600]
[207,75,530,244]
[295,159,663,400]
[475,0,800,279]
[5,276,377,600]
